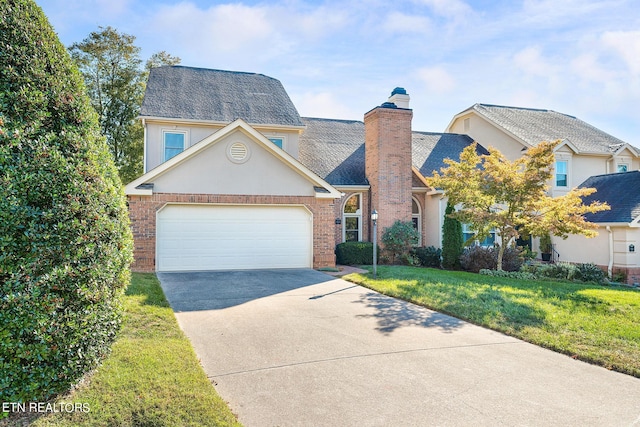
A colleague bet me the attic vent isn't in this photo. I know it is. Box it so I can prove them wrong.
[227,142,250,164]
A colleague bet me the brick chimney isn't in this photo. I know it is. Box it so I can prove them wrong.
[365,88,413,235]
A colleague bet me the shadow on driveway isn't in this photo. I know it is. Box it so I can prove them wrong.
[157,269,334,312]
[355,292,465,334]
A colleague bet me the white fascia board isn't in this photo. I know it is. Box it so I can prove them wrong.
[334,185,370,192]
[138,115,306,131]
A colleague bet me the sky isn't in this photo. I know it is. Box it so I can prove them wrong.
[37,0,640,146]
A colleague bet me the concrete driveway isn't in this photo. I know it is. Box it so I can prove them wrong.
[157,269,640,427]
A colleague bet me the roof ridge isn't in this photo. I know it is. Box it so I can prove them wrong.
[154,65,275,80]
[476,103,577,119]
[302,117,364,124]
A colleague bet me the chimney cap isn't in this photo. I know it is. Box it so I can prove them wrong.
[380,101,398,109]
[391,87,407,96]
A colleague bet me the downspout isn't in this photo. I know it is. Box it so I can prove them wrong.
[607,226,613,278]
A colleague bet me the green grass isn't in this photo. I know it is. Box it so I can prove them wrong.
[25,273,241,427]
[345,266,640,378]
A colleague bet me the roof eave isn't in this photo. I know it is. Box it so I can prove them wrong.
[138,115,307,131]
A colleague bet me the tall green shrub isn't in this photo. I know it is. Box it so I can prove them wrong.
[442,202,463,269]
[0,0,133,402]
[381,220,420,264]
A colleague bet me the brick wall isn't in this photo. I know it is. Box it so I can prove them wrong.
[364,105,413,233]
[127,193,336,272]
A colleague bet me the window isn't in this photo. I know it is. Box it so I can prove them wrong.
[555,160,568,187]
[164,131,186,161]
[462,223,495,247]
[618,163,628,173]
[268,137,284,149]
[412,197,422,246]
[343,194,362,242]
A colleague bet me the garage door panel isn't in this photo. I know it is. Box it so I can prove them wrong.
[157,205,312,271]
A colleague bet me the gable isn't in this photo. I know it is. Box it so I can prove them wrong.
[152,132,315,196]
[126,119,340,198]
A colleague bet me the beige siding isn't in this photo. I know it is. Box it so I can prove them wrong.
[554,227,639,269]
[448,114,527,160]
[144,120,301,171]
[424,194,446,248]
[151,130,315,196]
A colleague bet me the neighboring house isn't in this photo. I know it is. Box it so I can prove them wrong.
[556,171,640,284]
[447,103,640,283]
[125,65,639,284]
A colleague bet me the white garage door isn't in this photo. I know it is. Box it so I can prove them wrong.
[157,204,312,271]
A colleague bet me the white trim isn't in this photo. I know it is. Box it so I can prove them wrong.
[335,185,370,192]
[126,119,341,199]
[412,196,422,246]
[142,118,147,174]
[162,128,189,162]
[554,156,571,189]
[342,193,362,242]
[139,115,307,131]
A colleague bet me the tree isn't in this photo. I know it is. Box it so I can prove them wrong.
[442,202,463,269]
[69,28,180,183]
[426,140,609,270]
[381,220,420,264]
[0,0,133,402]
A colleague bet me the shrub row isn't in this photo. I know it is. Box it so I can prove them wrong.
[459,246,524,273]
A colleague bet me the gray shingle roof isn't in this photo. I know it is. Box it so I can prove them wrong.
[469,104,636,154]
[412,132,488,177]
[579,171,640,223]
[140,66,304,127]
[298,118,485,186]
[298,118,367,186]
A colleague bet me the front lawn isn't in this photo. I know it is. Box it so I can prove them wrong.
[345,266,640,378]
[18,273,240,427]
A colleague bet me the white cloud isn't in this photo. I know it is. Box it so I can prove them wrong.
[292,91,361,120]
[601,30,640,74]
[513,46,559,77]
[416,0,473,17]
[570,53,616,83]
[415,66,455,94]
[383,12,431,35]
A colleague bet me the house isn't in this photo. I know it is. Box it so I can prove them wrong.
[446,104,640,283]
[125,66,481,272]
[556,171,640,284]
[125,65,639,283]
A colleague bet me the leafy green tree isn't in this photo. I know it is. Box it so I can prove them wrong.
[0,0,133,402]
[381,220,420,264]
[427,140,609,270]
[442,202,463,269]
[69,28,180,183]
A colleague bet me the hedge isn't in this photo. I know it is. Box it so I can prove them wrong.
[335,242,378,265]
[0,0,133,403]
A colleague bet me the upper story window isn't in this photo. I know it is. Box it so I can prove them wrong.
[617,163,628,173]
[343,194,362,242]
[164,131,186,162]
[268,137,284,149]
[555,160,568,187]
